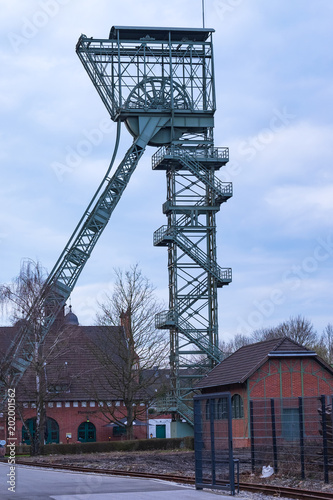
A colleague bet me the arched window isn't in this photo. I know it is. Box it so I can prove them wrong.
[22,417,59,444]
[216,397,228,420]
[205,399,210,420]
[231,394,244,419]
[78,421,96,442]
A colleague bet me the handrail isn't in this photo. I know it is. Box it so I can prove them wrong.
[152,146,232,201]
[155,309,220,364]
[152,144,229,167]
[154,226,232,284]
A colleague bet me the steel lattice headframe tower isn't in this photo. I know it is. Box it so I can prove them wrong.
[77,27,232,422]
[77,26,233,425]
[1,27,232,426]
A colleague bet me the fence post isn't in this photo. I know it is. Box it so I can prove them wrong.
[321,395,329,483]
[270,399,278,474]
[298,397,305,480]
[250,400,255,473]
[194,398,203,489]
[227,393,235,495]
[209,398,216,486]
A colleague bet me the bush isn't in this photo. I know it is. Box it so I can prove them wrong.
[5,444,30,456]
[40,437,194,456]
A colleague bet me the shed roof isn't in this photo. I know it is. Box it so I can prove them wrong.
[195,337,329,390]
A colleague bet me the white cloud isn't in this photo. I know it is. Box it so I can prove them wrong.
[264,185,333,235]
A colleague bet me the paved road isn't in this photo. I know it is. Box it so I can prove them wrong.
[0,463,234,499]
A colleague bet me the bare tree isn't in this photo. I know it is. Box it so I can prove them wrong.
[275,315,317,347]
[220,316,319,359]
[251,326,278,343]
[219,334,251,358]
[315,324,333,365]
[250,315,318,348]
[90,264,168,439]
[0,259,72,454]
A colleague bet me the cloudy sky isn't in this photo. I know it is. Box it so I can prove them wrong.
[1,0,332,341]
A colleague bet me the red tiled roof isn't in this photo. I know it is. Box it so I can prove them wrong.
[0,323,127,401]
[0,325,19,356]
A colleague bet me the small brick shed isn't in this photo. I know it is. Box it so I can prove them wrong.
[195,337,333,448]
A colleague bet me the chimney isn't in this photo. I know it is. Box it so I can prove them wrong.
[120,307,131,337]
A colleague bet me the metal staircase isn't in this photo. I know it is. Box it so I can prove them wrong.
[154,225,231,286]
[155,310,221,364]
[153,144,232,425]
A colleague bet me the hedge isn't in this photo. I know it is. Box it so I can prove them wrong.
[39,436,194,456]
[4,444,30,456]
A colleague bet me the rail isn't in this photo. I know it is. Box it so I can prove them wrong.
[152,145,229,168]
[11,460,333,500]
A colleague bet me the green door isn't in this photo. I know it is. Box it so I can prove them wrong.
[282,408,300,441]
[78,422,96,442]
[22,417,59,444]
[156,424,166,439]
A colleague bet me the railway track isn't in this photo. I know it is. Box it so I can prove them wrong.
[13,459,333,500]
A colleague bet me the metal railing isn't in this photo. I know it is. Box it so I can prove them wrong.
[152,145,229,168]
[153,226,232,285]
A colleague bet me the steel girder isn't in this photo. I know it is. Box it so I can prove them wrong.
[1,117,169,391]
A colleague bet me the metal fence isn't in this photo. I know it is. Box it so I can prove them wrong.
[248,395,333,483]
[193,392,239,495]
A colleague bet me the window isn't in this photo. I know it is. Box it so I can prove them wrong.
[205,400,210,420]
[73,402,79,407]
[113,425,126,437]
[65,402,70,408]
[89,401,95,407]
[206,397,243,420]
[78,422,96,442]
[22,417,59,444]
[48,383,70,393]
[231,394,244,419]
[81,401,87,407]
[216,397,228,420]
[48,402,54,408]
[56,402,62,408]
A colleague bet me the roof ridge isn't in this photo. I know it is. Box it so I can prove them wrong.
[271,336,311,352]
[271,336,287,351]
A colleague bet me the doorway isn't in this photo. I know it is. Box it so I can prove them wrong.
[78,421,96,442]
[156,424,166,438]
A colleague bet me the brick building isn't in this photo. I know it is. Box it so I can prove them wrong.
[0,308,148,445]
[196,337,333,448]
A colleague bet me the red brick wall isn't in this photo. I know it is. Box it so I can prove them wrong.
[248,358,333,399]
[0,401,147,444]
